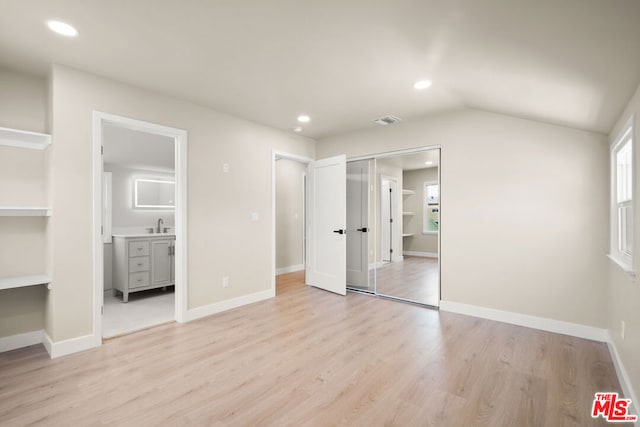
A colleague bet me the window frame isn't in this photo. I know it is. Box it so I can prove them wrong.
[609,115,635,274]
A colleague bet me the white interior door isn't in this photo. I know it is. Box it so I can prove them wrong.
[306,155,347,295]
[346,160,369,288]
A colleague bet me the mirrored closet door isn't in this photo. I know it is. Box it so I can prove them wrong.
[346,148,440,307]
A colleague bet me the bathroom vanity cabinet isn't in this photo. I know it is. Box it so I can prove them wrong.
[112,234,175,302]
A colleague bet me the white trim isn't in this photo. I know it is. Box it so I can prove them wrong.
[439,300,608,342]
[348,144,442,162]
[276,264,305,275]
[610,115,635,272]
[403,251,438,258]
[607,253,637,279]
[606,331,639,421]
[92,112,188,351]
[271,150,314,296]
[186,288,275,322]
[0,330,43,353]
[43,332,95,359]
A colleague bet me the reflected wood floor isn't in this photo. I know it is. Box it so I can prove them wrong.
[376,256,439,306]
[0,271,627,426]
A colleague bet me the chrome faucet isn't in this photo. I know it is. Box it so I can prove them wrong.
[157,218,164,233]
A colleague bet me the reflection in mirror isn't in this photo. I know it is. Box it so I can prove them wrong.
[134,178,175,209]
[346,160,375,292]
[373,149,440,306]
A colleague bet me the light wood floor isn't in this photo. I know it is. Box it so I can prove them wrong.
[0,271,627,426]
[376,256,439,306]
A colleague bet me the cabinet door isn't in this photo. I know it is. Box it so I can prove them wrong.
[151,240,172,286]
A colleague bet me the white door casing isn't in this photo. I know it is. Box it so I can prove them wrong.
[305,155,347,296]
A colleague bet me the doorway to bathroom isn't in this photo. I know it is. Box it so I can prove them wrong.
[93,113,188,344]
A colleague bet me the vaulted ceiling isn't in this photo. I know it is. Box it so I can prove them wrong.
[1,0,639,138]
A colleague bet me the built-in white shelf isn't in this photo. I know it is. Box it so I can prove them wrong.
[0,126,51,150]
[0,207,52,217]
[402,189,415,195]
[0,274,52,291]
[402,212,415,216]
[402,233,414,237]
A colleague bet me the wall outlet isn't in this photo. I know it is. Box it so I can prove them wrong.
[621,320,626,340]
[223,163,229,173]
[251,212,259,222]
[222,276,229,288]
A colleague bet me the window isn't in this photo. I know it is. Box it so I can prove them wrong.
[610,118,634,271]
[423,181,439,234]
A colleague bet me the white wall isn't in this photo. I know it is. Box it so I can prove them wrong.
[607,81,640,405]
[275,159,305,271]
[318,108,608,328]
[403,167,438,255]
[46,64,315,342]
[0,68,48,338]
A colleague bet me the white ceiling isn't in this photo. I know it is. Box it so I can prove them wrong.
[1,1,639,138]
[103,124,174,172]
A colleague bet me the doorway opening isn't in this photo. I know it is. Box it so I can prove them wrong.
[92,112,187,345]
[272,151,313,295]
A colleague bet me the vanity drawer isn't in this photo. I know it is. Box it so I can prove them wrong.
[129,256,150,273]
[129,271,150,289]
[129,241,150,257]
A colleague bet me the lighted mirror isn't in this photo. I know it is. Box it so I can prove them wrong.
[134,178,175,209]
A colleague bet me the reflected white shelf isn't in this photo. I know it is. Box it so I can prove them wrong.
[402,212,415,216]
[0,274,52,291]
[0,207,52,217]
[402,189,415,195]
[0,127,51,150]
[402,233,414,237]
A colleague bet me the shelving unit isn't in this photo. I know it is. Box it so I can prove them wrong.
[402,189,415,195]
[0,207,52,216]
[0,274,52,291]
[0,126,53,296]
[0,126,51,150]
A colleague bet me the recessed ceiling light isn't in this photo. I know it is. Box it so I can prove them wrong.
[297,115,311,123]
[424,161,433,165]
[47,20,78,37]
[413,80,432,90]
[294,127,303,133]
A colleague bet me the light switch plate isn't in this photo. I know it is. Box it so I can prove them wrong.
[251,212,259,222]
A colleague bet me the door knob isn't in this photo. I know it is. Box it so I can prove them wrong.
[333,229,345,234]
[357,227,369,232]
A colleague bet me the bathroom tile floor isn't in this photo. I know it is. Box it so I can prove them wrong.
[103,287,175,338]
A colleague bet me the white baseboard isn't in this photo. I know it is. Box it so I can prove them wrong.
[276,264,304,275]
[403,251,438,258]
[0,330,44,353]
[43,332,96,359]
[439,300,608,342]
[186,288,275,322]
[606,331,639,422]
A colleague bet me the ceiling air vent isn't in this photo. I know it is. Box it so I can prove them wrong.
[372,115,402,126]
